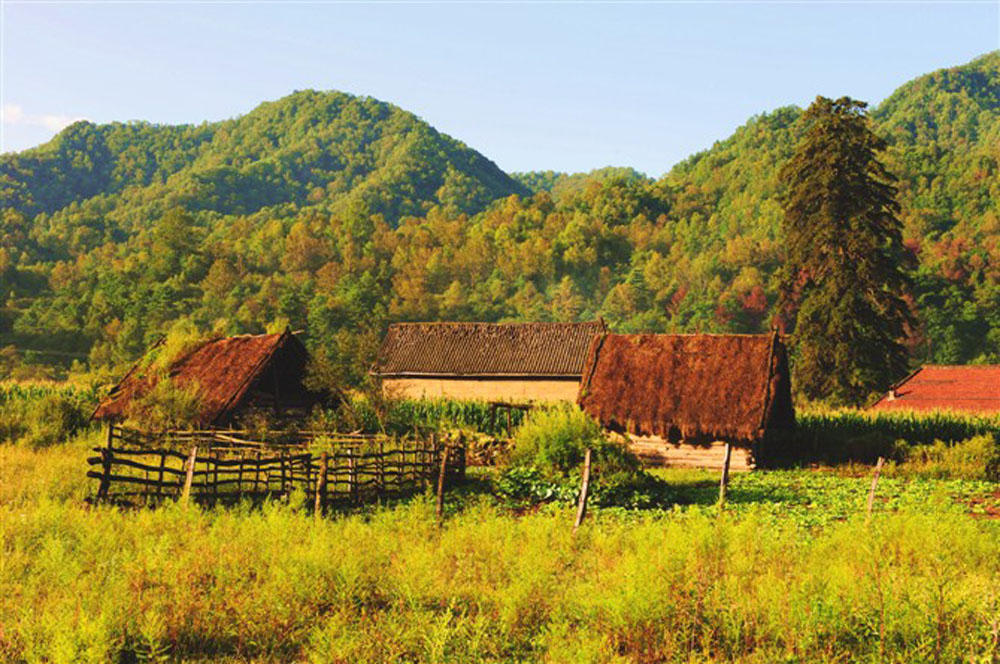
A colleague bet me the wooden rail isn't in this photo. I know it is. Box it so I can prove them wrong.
[90,425,465,508]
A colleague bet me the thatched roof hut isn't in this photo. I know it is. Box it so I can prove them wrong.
[871,365,1000,414]
[93,329,324,427]
[578,332,795,444]
[372,321,607,403]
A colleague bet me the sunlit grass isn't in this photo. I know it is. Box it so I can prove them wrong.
[2,437,1000,663]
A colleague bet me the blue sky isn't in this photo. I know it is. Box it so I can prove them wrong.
[1,1,998,176]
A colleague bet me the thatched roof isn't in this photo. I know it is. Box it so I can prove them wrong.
[578,333,794,443]
[871,365,1000,414]
[93,329,315,426]
[374,321,607,378]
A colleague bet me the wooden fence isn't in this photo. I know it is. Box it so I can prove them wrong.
[88,425,465,508]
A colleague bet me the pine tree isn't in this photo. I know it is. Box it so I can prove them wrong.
[779,96,913,405]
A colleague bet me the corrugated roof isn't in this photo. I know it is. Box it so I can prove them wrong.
[373,321,607,377]
[93,330,305,426]
[578,333,795,443]
[870,365,1000,414]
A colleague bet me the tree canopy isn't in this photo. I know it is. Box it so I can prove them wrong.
[779,96,913,404]
[1,53,998,392]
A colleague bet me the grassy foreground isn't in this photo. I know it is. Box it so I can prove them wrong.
[3,438,1000,663]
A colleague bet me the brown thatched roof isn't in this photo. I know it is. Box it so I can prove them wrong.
[374,321,607,378]
[93,329,314,426]
[578,333,794,443]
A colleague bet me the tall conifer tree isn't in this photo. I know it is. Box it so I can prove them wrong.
[779,96,913,405]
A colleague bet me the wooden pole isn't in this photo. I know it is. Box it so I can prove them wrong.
[97,424,114,499]
[157,451,166,500]
[314,452,328,519]
[427,434,437,490]
[182,446,198,505]
[718,442,733,506]
[574,448,593,530]
[253,450,261,496]
[236,458,244,498]
[866,456,885,520]
[280,450,287,499]
[348,448,357,504]
[378,438,385,498]
[436,442,449,525]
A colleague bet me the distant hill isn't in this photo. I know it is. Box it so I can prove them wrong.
[2,53,998,378]
[1,90,527,228]
[513,167,650,200]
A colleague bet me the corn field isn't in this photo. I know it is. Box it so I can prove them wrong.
[776,408,1000,464]
[0,380,100,405]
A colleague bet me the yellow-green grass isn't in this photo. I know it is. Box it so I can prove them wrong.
[3,438,1000,663]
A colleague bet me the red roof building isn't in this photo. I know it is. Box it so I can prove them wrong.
[870,365,1000,415]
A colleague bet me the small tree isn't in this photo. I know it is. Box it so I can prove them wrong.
[779,96,914,405]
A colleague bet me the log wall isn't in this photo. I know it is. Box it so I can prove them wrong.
[625,436,754,471]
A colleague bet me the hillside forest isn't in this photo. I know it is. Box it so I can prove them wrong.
[1,53,998,397]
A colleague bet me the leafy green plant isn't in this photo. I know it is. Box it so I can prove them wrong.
[507,405,605,476]
[124,378,202,431]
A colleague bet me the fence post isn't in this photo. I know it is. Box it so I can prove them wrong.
[348,448,357,504]
[436,440,449,525]
[866,456,885,521]
[253,450,261,496]
[236,458,245,498]
[280,450,287,499]
[427,434,437,490]
[314,452,328,519]
[182,446,198,505]
[96,425,114,499]
[157,451,167,500]
[718,443,733,507]
[210,442,219,505]
[574,447,592,531]
[378,438,385,499]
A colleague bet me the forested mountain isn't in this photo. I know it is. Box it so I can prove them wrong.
[2,53,998,383]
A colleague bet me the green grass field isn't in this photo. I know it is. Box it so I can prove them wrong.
[3,431,1000,663]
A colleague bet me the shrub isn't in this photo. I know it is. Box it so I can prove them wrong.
[499,405,666,508]
[507,405,606,476]
[892,434,1000,481]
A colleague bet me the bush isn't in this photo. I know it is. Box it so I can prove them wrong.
[499,405,667,508]
[892,434,1000,481]
[508,405,607,476]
